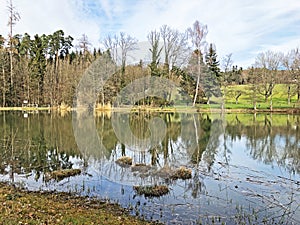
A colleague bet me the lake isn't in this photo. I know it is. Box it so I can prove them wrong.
[0,111,299,224]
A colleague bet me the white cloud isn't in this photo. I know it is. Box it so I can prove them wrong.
[120,0,300,67]
[0,0,300,68]
[0,0,102,49]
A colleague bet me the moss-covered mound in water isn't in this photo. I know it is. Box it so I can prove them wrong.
[133,185,169,197]
[45,168,81,181]
[170,167,192,180]
[116,156,133,167]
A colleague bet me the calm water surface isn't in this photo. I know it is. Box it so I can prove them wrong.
[0,111,299,224]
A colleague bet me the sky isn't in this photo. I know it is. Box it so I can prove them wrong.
[0,0,300,68]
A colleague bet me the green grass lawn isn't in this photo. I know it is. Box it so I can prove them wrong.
[200,84,300,110]
[1,84,299,112]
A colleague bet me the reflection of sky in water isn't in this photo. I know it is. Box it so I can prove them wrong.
[0,112,299,224]
[228,137,290,176]
[1,135,298,224]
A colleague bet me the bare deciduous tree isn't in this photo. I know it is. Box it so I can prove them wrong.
[160,25,189,70]
[221,53,233,103]
[254,50,283,110]
[103,34,119,63]
[103,32,137,83]
[77,34,91,56]
[222,53,233,73]
[282,48,300,104]
[160,25,176,69]
[119,32,138,78]
[159,25,189,101]
[187,20,208,106]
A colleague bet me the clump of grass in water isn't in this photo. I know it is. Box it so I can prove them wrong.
[116,156,132,167]
[170,166,192,180]
[45,168,81,181]
[133,185,169,197]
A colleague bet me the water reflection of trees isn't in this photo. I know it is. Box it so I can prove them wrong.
[107,112,300,194]
[1,111,299,223]
[225,114,300,174]
[106,112,216,199]
[1,111,299,186]
[109,112,214,166]
[0,112,80,181]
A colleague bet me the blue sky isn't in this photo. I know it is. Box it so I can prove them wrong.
[0,0,300,68]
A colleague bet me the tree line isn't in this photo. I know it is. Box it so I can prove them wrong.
[1,1,300,108]
[0,12,225,108]
[0,29,104,107]
[223,50,300,109]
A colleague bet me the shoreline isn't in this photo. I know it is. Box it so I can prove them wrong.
[0,182,159,224]
[0,106,300,114]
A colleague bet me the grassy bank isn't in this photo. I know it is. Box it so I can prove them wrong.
[0,107,51,111]
[1,84,300,114]
[223,84,300,108]
[0,182,158,225]
[1,105,300,114]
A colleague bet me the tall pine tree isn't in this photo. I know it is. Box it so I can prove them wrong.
[205,43,220,79]
[202,43,221,104]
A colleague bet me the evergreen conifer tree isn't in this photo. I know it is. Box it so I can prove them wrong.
[205,43,220,78]
[202,43,222,104]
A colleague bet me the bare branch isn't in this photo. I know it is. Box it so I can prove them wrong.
[221,53,233,72]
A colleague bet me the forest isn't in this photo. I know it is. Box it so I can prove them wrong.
[1,1,300,109]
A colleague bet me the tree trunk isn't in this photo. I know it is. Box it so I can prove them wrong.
[55,52,59,106]
[265,94,268,102]
[223,85,227,103]
[37,82,40,105]
[287,85,291,105]
[167,70,172,102]
[9,27,13,105]
[9,47,14,105]
[235,92,241,104]
[2,66,5,107]
[50,66,54,107]
[9,50,13,89]
[9,18,13,106]
[193,53,201,106]
[121,61,125,87]
[297,84,300,102]
[101,88,105,107]
[193,74,200,106]
[26,67,30,102]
